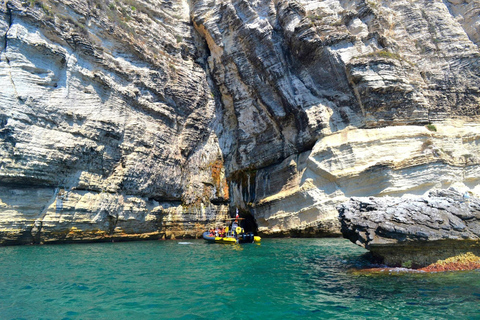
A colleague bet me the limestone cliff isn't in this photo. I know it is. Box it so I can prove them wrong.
[192,0,480,236]
[0,0,228,244]
[0,0,480,244]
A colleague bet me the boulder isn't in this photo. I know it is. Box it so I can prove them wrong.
[338,189,480,267]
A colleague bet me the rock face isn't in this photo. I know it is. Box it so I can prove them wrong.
[0,0,480,244]
[251,123,480,236]
[191,0,480,236]
[0,0,229,244]
[339,189,480,267]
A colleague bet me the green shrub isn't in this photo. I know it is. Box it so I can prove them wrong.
[401,260,412,268]
[426,124,437,132]
[354,49,414,66]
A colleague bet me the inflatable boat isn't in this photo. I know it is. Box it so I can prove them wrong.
[202,216,261,244]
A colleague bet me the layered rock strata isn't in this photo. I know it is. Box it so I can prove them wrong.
[1,0,480,243]
[252,123,480,236]
[191,0,480,236]
[0,0,229,244]
[339,189,480,267]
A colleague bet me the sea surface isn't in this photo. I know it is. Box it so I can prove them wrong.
[1,238,479,319]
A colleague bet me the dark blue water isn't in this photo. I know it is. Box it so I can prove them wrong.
[1,238,479,319]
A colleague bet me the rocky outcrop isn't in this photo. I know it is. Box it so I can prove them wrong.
[339,189,480,267]
[1,0,480,243]
[251,123,480,236]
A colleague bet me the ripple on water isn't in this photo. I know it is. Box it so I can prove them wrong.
[0,239,480,319]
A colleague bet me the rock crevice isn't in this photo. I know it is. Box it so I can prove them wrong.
[1,5,17,96]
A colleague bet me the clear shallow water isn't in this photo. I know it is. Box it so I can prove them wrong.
[1,238,480,320]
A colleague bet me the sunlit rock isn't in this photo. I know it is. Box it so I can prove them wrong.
[339,189,480,267]
[1,0,480,243]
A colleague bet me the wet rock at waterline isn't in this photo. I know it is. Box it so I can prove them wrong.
[338,189,480,267]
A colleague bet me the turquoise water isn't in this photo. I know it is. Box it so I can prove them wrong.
[1,238,480,319]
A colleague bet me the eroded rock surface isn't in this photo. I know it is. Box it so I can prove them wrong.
[190,0,480,236]
[1,0,480,243]
[252,123,480,236]
[339,189,480,267]
[0,0,228,244]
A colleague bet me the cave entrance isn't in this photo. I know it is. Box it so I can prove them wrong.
[238,210,258,235]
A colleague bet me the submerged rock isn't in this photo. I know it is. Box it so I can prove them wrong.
[338,189,480,267]
[419,252,480,272]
